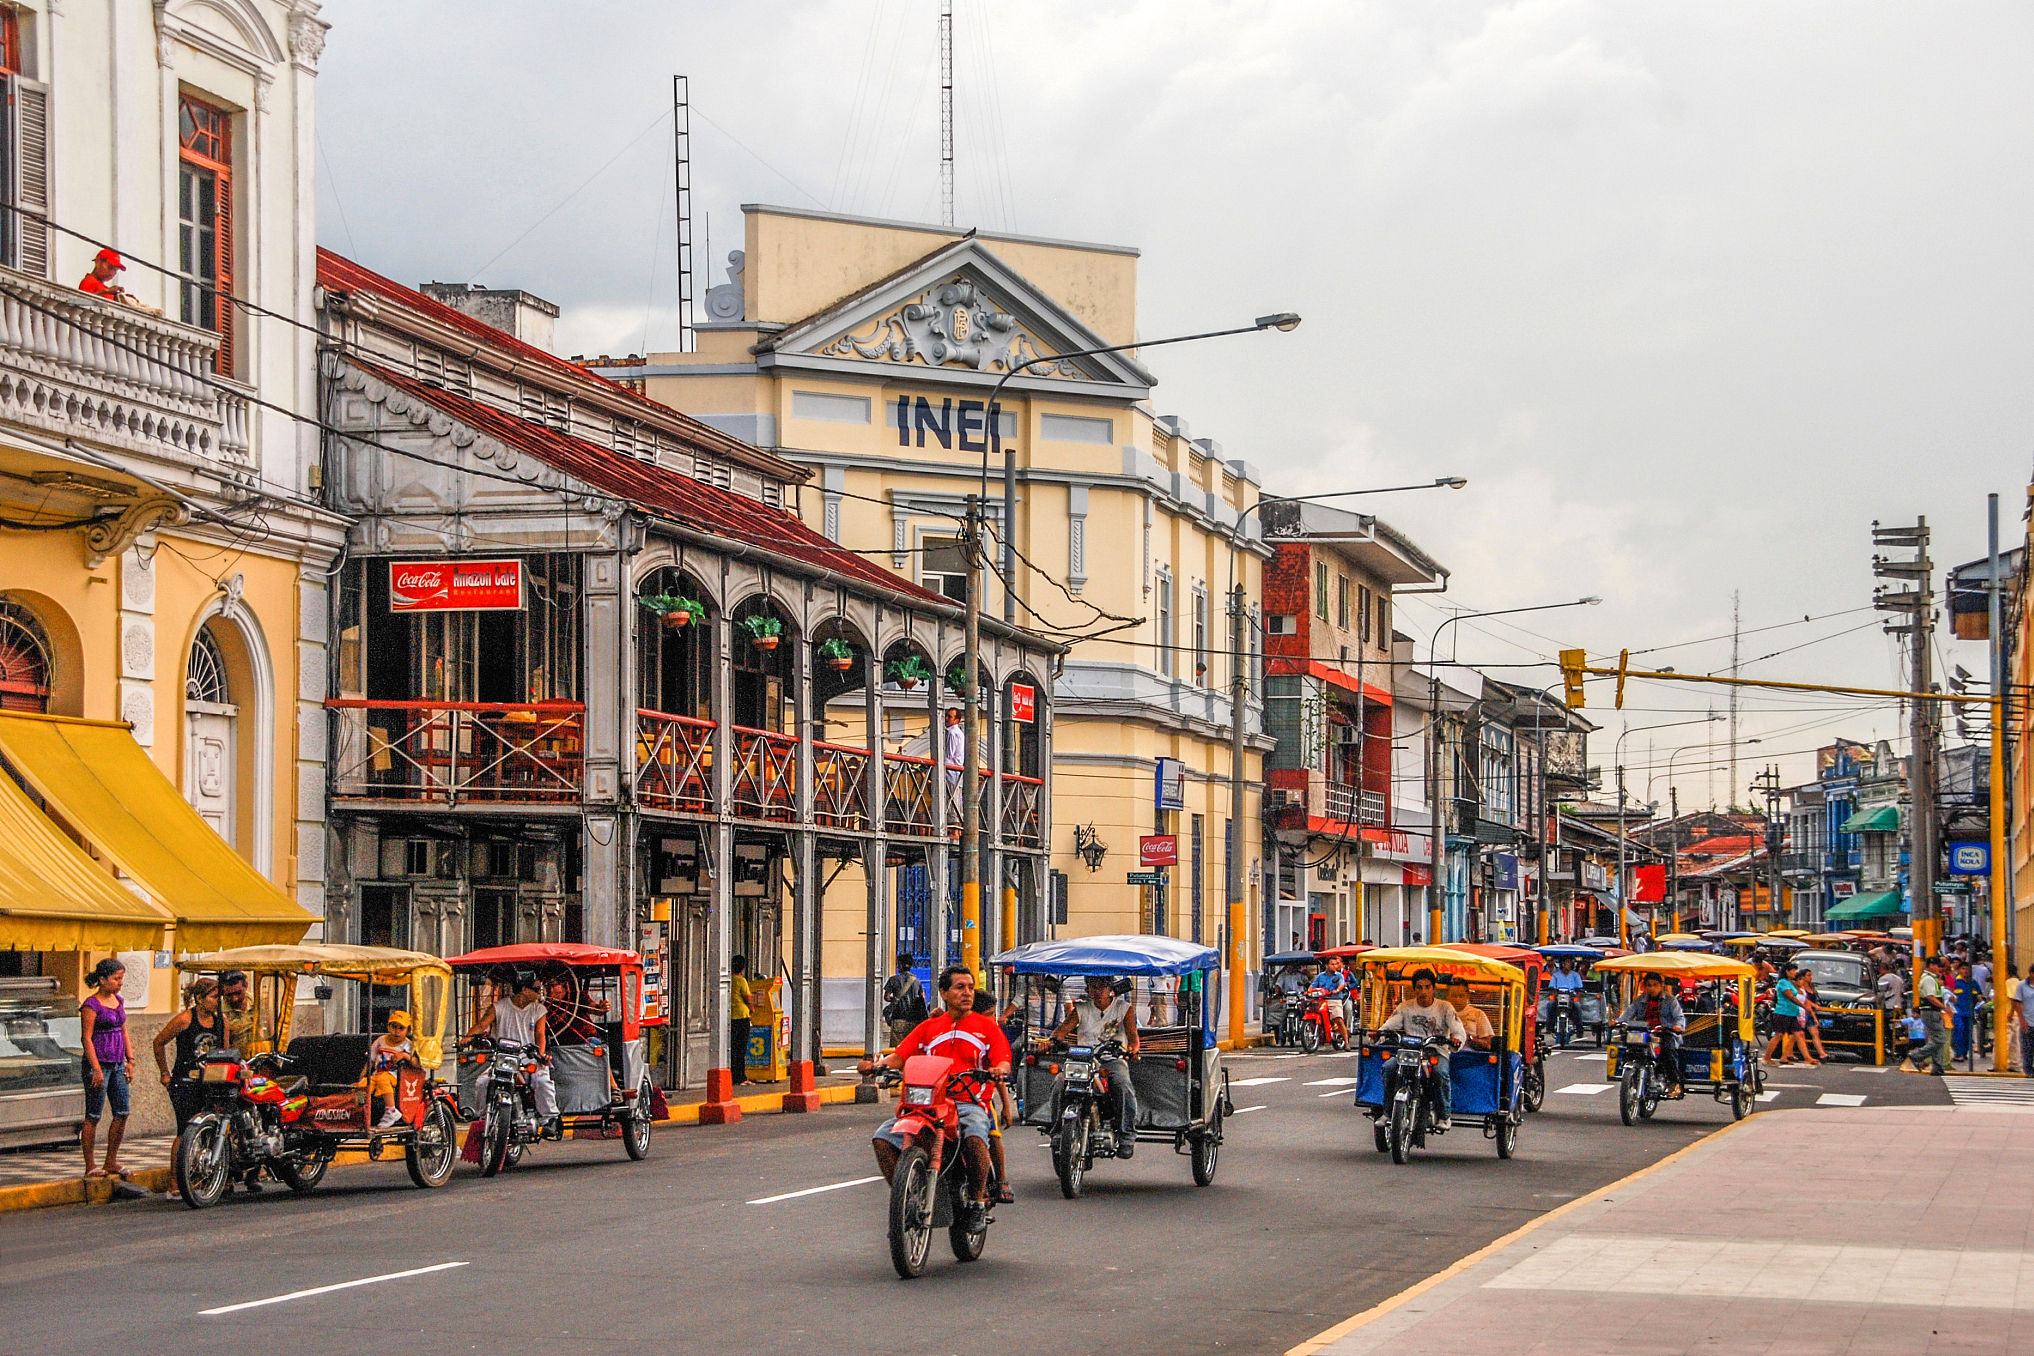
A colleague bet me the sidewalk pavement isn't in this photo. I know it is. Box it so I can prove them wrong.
[1292,1103,2034,1356]
[0,1066,866,1210]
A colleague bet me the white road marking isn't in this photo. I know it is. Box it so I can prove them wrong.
[1572,1053,1608,1062]
[1318,1090,1355,1098]
[201,1262,469,1316]
[1945,1080,2034,1107]
[1816,1093,1868,1107]
[747,1175,885,1205]
[1553,1083,1613,1095]
[1229,1076,1292,1087]
[1757,1091,1781,1102]
[1303,1077,1360,1087]
[1315,1051,1363,1060]
[1231,1104,1269,1115]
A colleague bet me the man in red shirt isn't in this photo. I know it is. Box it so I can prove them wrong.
[79,248,130,302]
[861,964,1011,1207]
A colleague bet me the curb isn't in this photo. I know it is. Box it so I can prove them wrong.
[1282,1112,1759,1356]
[0,1084,867,1215]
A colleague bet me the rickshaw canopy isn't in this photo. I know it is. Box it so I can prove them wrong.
[1653,932,1704,944]
[992,934,1219,977]
[176,944,452,1067]
[1353,946,1525,985]
[446,942,642,971]
[1657,938,1717,952]
[1313,944,1376,962]
[1536,944,1606,960]
[1767,929,1812,938]
[1264,951,1318,967]
[1593,952,1756,981]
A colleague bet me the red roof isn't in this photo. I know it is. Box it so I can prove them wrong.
[315,248,784,476]
[350,357,950,609]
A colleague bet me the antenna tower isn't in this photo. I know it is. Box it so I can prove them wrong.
[1728,590,1741,810]
[673,75,695,353]
[939,0,955,227]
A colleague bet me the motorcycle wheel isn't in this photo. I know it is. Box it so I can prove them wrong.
[480,1104,513,1178]
[1496,1114,1518,1159]
[406,1100,457,1189]
[1555,1013,1572,1049]
[1638,1068,1661,1121]
[1055,1115,1088,1199]
[1373,1120,1390,1154]
[949,1177,989,1263]
[1388,1086,1415,1165]
[1730,1079,1750,1121]
[1523,1060,1546,1114]
[887,1145,936,1279]
[1300,1022,1321,1055]
[623,1079,654,1161]
[1331,1024,1349,1052]
[1593,1026,1605,1049]
[274,1153,328,1193]
[174,1114,232,1209]
[1618,1064,1641,1127]
[1191,1107,1222,1187]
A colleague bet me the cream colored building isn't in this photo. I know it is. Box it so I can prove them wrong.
[592,205,1273,1029]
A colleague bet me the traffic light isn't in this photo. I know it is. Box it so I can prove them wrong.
[1560,649,1587,708]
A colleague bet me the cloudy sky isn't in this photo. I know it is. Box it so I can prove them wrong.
[316,0,2031,808]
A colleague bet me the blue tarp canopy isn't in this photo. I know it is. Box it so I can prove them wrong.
[992,934,1221,977]
[1535,945,1605,960]
[1264,951,1318,967]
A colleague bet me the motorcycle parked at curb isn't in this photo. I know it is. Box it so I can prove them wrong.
[875,1057,1002,1279]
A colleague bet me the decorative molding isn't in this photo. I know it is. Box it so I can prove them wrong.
[819,276,1082,378]
[703,251,744,321]
[86,497,188,569]
[254,71,273,113]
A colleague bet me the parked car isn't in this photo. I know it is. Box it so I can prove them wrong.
[1795,949,1883,1062]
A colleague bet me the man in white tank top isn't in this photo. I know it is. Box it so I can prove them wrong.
[466,971,561,1136]
[1049,976,1142,1156]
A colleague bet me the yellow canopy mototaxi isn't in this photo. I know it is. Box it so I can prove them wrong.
[1593,952,1761,1124]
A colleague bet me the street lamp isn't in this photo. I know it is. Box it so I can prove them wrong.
[1424,596,1602,946]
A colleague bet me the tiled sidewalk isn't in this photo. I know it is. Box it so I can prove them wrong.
[1298,1105,2034,1356]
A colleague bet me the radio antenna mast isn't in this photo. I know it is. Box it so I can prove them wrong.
[939,0,955,227]
[673,75,695,353]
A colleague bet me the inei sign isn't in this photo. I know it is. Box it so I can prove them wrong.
[389,560,524,613]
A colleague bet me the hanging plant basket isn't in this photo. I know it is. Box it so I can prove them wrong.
[740,614,784,651]
[640,594,704,630]
[819,638,856,672]
[886,655,931,690]
[753,635,780,651]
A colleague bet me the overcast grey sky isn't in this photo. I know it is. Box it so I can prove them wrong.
[317,0,2032,808]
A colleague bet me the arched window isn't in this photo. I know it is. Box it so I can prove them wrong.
[186,626,230,704]
[0,599,51,713]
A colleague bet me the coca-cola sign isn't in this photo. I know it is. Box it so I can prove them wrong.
[389,560,524,612]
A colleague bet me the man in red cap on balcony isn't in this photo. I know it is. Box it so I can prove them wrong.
[79,248,130,302]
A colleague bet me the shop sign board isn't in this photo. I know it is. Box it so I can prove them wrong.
[1009,683,1036,723]
[390,559,524,612]
[1126,871,1165,886]
[1154,757,1186,811]
[1947,842,1990,875]
[1140,834,1179,866]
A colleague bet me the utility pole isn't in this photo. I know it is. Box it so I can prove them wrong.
[1428,671,1446,945]
[672,76,695,354]
[1616,766,1629,947]
[1874,518,1936,969]
[960,494,983,976]
[1227,583,1248,1044]
[1728,591,1741,809]
[1753,765,1784,928]
[1668,785,1680,932]
[1987,493,2012,1068]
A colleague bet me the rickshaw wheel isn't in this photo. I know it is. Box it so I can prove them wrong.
[1372,1120,1389,1154]
[888,1146,936,1279]
[1730,1081,1750,1120]
[406,1101,457,1188]
[1299,1022,1321,1055]
[275,1153,328,1193]
[174,1114,231,1209]
[1495,1114,1518,1159]
[623,1079,654,1161]
[1191,1108,1221,1186]
[1387,1087,1415,1165]
[1522,1061,1545,1113]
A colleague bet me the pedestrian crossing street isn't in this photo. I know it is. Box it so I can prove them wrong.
[1944,1077,2034,1107]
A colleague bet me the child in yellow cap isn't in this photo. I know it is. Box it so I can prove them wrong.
[366,1011,419,1128]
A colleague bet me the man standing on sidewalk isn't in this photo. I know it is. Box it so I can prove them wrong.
[882,953,928,1050]
[1906,956,1950,1076]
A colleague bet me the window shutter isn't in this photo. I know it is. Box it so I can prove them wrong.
[7,74,49,277]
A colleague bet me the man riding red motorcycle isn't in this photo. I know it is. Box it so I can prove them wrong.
[859,964,1012,1208]
[1307,954,1353,1047]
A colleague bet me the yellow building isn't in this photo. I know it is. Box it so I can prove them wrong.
[591,206,1273,1030]
[0,1,330,1137]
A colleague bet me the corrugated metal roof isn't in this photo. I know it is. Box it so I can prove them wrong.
[347,357,953,610]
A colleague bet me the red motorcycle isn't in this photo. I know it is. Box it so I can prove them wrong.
[876,1055,1002,1279]
[1296,987,1350,1053]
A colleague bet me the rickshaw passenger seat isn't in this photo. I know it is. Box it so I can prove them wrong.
[284,1034,376,1093]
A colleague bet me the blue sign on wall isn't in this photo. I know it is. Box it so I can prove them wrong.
[1947,842,1990,876]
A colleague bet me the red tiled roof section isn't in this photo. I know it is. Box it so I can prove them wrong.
[315,248,783,474]
[351,357,951,609]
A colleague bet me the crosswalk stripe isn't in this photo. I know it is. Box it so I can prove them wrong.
[1815,1093,1868,1107]
[1945,1079,2034,1106]
[1230,1076,1291,1087]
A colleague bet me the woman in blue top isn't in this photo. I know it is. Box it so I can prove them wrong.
[1763,965,1816,1066]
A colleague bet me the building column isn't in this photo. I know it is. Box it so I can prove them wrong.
[928,627,949,973]
[582,552,625,946]
[787,631,821,1112]
[987,664,1006,961]
[863,641,888,1066]
[701,604,740,1123]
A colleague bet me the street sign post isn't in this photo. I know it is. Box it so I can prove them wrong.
[1126,871,1165,886]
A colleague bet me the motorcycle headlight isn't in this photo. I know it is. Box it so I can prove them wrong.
[902,1086,934,1106]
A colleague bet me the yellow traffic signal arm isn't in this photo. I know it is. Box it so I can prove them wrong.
[1557,649,1999,709]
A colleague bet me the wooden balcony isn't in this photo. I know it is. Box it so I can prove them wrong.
[635,709,715,814]
[730,726,798,822]
[330,700,585,804]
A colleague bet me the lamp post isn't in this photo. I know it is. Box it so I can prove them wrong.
[958,314,1301,982]
[1425,598,1601,945]
[1613,715,1725,945]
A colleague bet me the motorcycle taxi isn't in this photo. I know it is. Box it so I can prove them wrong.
[996,935,1234,1198]
[169,945,459,1208]
[1596,951,1761,1123]
[1439,943,1547,1113]
[1536,943,1623,1047]
[1260,951,1319,1047]
[1350,947,1528,1163]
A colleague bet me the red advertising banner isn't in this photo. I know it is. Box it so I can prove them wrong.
[1139,834,1178,867]
[1633,864,1667,903]
[389,560,525,612]
[1009,682,1036,723]
[1401,864,1433,887]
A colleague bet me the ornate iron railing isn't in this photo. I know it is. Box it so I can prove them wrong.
[329,699,584,803]
[1000,773,1043,848]
[635,709,715,814]
[885,752,935,837]
[813,741,873,830]
[730,726,798,822]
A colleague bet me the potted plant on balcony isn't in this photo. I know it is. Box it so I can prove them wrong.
[886,655,931,690]
[818,637,856,672]
[639,594,703,630]
[740,614,783,651]
[944,664,971,697]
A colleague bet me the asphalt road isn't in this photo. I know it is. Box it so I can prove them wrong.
[3,1048,1948,1356]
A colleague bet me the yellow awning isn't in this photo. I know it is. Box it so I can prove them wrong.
[0,758,166,952]
[0,712,314,951]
